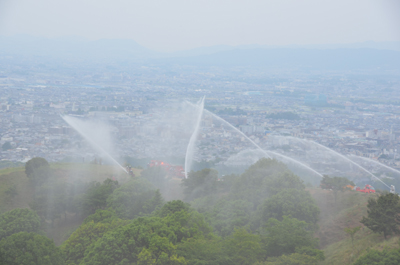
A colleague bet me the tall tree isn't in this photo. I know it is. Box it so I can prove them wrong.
[361,193,400,239]
[25,157,50,185]
[80,179,119,216]
[320,175,354,202]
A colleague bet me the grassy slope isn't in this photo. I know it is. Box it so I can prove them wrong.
[309,188,400,265]
[0,163,141,245]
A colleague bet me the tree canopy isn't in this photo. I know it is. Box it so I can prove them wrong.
[361,193,400,239]
[25,157,50,185]
[0,208,41,240]
[0,232,65,265]
[182,168,219,201]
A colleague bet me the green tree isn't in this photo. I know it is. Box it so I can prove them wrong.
[0,208,41,240]
[1,141,12,151]
[344,226,361,246]
[106,179,157,219]
[182,168,219,201]
[83,209,118,224]
[255,253,320,265]
[177,238,229,265]
[353,248,400,265]
[320,175,355,202]
[80,179,119,216]
[4,184,17,200]
[143,189,165,214]
[230,159,299,208]
[223,227,263,265]
[263,216,318,257]
[256,189,320,228]
[25,157,50,185]
[0,232,65,265]
[206,199,253,237]
[361,193,400,239]
[81,202,210,265]
[61,219,128,265]
[155,200,190,218]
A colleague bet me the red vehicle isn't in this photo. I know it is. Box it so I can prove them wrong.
[148,160,185,178]
[356,184,376,193]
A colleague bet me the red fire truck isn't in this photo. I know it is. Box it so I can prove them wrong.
[148,160,185,178]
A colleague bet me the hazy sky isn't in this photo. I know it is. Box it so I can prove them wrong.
[0,0,399,52]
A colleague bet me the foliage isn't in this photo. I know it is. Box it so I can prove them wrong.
[230,159,299,208]
[255,253,320,265]
[81,202,211,265]
[177,238,230,265]
[61,219,128,265]
[0,208,41,240]
[25,157,50,185]
[224,227,263,265]
[361,193,400,239]
[0,232,65,265]
[344,226,361,246]
[263,216,318,257]
[80,178,119,216]
[295,246,324,261]
[4,184,18,200]
[106,179,161,219]
[320,175,355,202]
[155,200,190,218]
[182,168,219,201]
[256,188,320,227]
[353,248,400,265]
[83,209,118,224]
[206,199,253,237]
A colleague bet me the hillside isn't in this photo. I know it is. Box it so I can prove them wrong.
[310,188,400,264]
[2,163,400,263]
[0,163,140,245]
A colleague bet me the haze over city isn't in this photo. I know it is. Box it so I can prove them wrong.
[0,1,400,265]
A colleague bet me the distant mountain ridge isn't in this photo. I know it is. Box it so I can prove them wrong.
[160,48,400,69]
[1,35,399,69]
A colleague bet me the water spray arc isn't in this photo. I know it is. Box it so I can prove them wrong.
[185,101,324,178]
[62,115,128,173]
[263,150,323,178]
[348,155,400,177]
[184,97,205,178]
[282,136,390,188]
[202,109,324,178]
[185,100,272,160]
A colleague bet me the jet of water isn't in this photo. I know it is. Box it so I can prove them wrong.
[185,101,272,159]
[185,101,324,178]
[62,115,128,173]
[264,150,323,178]
[184,97,205,178]
[281,136,390,188]
[348,155,400,177]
